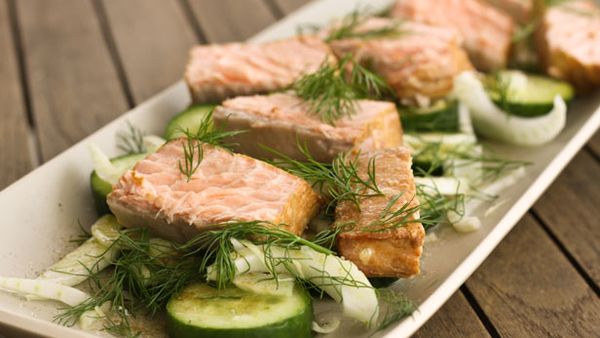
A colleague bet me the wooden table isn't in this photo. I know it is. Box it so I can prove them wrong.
[0,1,598,337]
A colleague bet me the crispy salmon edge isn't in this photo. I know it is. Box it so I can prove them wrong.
[335,147,425,278]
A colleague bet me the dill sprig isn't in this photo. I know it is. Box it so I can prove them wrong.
[180,221,336,290]
[291,55,394,124]
[265,143,383,210]
[117,122,146,155]
[176,111,245,181]
[56,229,199,337]
[412,141,529,185]
[325,11,403,42]
[372,288,416,333]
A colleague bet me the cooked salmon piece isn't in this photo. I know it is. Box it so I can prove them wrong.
[185,36,333,103]
[213,93,402,163]
[107,140,321,243]
[536,0,600,91]
[335,147,424,278]
[486,0,533,24]
[327,18,472,105]
[391,0,515,71]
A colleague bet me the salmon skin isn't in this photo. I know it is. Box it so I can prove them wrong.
[335,147,424,278]
[326,17,472,106]
[107,139,321,243]
[536,0,600,91]
[391,0,515,72]
[213,93,403,163]
[185,36,333,103]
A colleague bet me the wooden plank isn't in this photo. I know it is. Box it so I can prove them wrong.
[186,0,277,42]
[466,214,600,337]
[533,151,600,285]
[101,0,197,103]
[16,0,128,161]
[272,0,311,14]
[0,0,32,189]
[588,130,600,158]
[412,292,491,338]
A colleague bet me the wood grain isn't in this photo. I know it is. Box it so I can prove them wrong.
[533,151,600,285]
[186,0,277,42]
[412,292,491,338]
[16,0,128,161]
[273,0,311,15]
[101,0,197,103]
[588,130,600,158]
[466,214,600,337]
[0,0,32,189]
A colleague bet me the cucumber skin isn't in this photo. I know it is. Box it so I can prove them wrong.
[164,104,216,140]
[90,153,146,215]
[401,99,460,133]
[166,289,313,338]
[90,172,113,215]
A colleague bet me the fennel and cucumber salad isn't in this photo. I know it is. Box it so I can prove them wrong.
[0,10,578,338]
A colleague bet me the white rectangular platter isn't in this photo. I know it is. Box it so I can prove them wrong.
[1,0,599,337]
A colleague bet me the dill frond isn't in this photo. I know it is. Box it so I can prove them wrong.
[325,11,403,42]
[291,55,393,124]
[372,288,416,333]
[265,143,383,210]
[176,110,246,181]
[116,122,146,155]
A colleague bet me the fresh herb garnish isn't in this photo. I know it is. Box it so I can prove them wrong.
[325,11,403,42]
[290,55,393,124]
[176,111,245,181]
[265,143,383,210]
[117,122,146,155]
[56,229,199,337]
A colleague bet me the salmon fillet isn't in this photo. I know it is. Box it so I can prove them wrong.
[391,0,515,71]
[107,140,321,243]
[335,147,424,278]
[213,93,403,163]
[327,18,472,105]
[536,0,600,91]
[486,0,533,24]
[185,36,333,103]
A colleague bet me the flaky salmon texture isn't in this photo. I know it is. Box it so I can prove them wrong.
[326,17,473,105]
[335,147,424,278]
[107,140,321,243]
[391,0,515,72]
[536,0,600,91]
[213,93,402,162]
[185,36,333,103]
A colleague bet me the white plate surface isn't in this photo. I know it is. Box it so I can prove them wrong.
[1,0,599,337]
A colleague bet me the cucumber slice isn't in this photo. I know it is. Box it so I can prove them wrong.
[90,153,146,215]
[400,99,460,133]
[485,70,574,117]
[164,104,216,140]
[455,72,567,146]
[167,283,312,338]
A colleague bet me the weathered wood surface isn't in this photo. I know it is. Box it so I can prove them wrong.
[466,214,600,337]
[101,0,198,103]
[0,0,32,190]
[15,0,129,161]
[1,1,599,337]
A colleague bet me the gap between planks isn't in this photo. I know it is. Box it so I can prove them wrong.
[530,210,600,296]
[7,0,41,168]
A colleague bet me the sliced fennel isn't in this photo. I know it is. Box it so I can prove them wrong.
[207,239,378,326]
[233,272,295,297]
[453,72,567,146]
[0,277,90,306]
[37,215,122,286]
[415,177,469,195]
[88,134,164,185]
